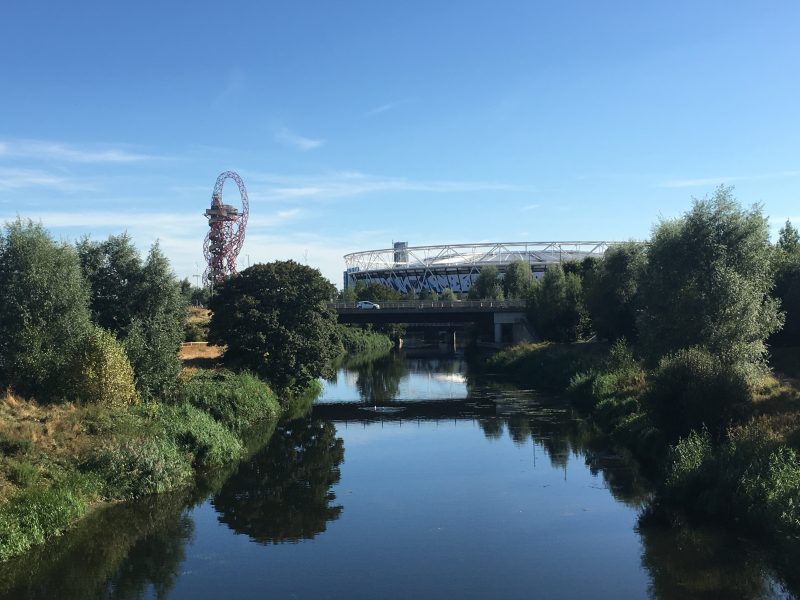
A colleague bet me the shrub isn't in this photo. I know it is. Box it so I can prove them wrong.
[180,370,280,434]
[0,486,86,561]
[83,437,192,500]
[336,325,393,355]
[645,347,751,440]
[68,326,139,407]
[159,403,243,469]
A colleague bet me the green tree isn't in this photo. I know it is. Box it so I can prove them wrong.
[419,288,438,301]
[503,260,534,299]
[209,261,340,392]
[528,264,585,342]
[440,288,456,301]
[123,244,186,401]
[772,220,800,346]
[468,266,504,299]
[0,220,91,399]
[355,282,401,303]
[339,286,357,302]
[638,186,783,369]
[778,219,800,254]
[584,242,647,341]
[76,233,143,335]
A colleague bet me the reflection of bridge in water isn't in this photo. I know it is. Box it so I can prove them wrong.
[312,398,498,423]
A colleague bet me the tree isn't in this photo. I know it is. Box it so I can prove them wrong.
[77,236,187,400]
[503,260,533,299]
[354,282,401,303]
[209,261,340,392]
[123,244,186,401]
[419,288,438,301]
[440,288,456,301]
[638,186,782,369]
[339,286,357,302]
[76,233,143,335]
[528,264,586,342]
[772,219,800,346]
[584,242,647,341]
[0,220,91,399]
[778,219,800,254]
[468,266,504,300]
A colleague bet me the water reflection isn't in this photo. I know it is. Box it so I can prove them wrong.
[212,419,345,544]
[2,353,799,599]
[0,492,193,600]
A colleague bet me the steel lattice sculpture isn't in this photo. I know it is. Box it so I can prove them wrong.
[203,171,249,286]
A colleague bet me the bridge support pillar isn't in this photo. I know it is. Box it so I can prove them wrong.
[494,322,502,344]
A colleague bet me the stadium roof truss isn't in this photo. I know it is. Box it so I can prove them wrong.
[344,241,618,275]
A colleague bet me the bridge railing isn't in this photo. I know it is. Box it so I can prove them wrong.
[329,300,527,311]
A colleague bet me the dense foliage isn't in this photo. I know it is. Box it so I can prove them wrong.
[468,265,504,299]
[209,261,340,392]
[772,219,800,347]
[503,259,534,299]
[584,242,646,342]
[527,264,586,342]
[77,237,186,401]
[0,220,91,400]
[68,326,140,407]
[637,186,782,369]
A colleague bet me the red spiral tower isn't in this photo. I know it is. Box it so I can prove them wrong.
[203,171,249,286]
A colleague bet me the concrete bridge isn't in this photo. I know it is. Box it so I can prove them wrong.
[328,300,534,344]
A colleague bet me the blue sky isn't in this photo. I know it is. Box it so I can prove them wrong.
[2,1,799,285]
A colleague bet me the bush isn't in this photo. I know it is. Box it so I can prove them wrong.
[68,326,139,407]
[180,370,280,434]
[665,421,800,535]
[159,404,243,469]
[83,437,192,500]
[646,347,751,441]
[0,486,86,561]
[336,325,393,355]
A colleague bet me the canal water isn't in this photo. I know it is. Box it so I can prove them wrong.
[1,352,796,599]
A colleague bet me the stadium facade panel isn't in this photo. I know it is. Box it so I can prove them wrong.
[343,241,616,293]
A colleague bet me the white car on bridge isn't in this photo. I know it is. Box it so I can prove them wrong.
[356,300,381,310]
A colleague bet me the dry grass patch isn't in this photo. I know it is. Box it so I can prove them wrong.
[179,342,224,372]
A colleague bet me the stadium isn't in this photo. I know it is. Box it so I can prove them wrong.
[343,241,617,293]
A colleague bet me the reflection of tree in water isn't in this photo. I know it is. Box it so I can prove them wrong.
[212,419,344,544]
[352,352,407,403]
[0,492,193,600]
[636,515,799,599]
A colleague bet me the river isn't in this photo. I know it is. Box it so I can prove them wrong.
[1,351,796,599]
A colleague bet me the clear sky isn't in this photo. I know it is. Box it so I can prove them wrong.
[1,1,799,286]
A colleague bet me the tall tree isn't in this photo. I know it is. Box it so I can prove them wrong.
[0,219,91,399]
[772,219,800,346]
[503,259,534,299]
[638,186,782,368]
[123,243,187,400]
[528,264,586,342]
[209,261,340,392]
[76,233,142,335]
[468,265,504,300]
[584,242,647,341]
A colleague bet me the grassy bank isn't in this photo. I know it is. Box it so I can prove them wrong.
[336,324,394,355]
[0,369,294,562]
[478,342,800,540]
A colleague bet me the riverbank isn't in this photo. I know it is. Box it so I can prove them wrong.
[472,342,800,541]
[0,368,315,562]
